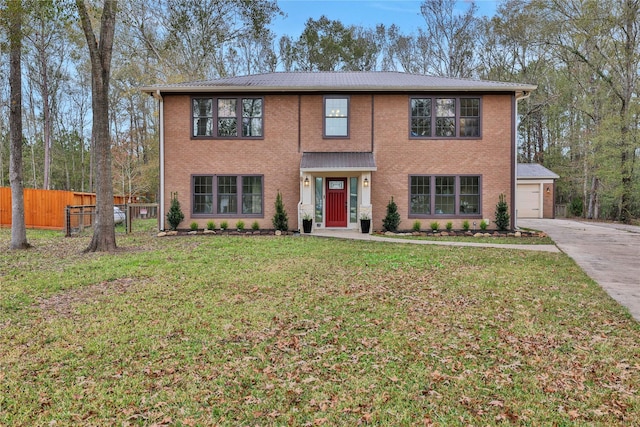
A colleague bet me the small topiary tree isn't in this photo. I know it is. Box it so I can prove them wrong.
[272,191,288,231]
[167,193,184,230]
[382,197,401,232]
[494,193,510,231]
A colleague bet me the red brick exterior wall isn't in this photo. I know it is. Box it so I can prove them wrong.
[161,92,515,231]
[372,94,513,230]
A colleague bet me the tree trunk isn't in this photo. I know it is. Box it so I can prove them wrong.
[587,176,598,219]
[8,0,30,250]
[40,26,52,190]
[76,0,118,252]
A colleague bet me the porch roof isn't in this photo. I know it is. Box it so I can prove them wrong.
[300,152,377,172]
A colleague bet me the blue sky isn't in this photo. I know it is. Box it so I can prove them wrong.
[274,0,499,37]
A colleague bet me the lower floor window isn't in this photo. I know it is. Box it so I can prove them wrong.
[192,174,263,216]
[409,175,480,217]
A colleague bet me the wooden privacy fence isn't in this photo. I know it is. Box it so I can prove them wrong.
[0,187,125,230]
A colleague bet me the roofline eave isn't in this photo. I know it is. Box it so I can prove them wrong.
[141,85,538,95]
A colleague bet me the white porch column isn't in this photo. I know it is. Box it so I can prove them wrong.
[360,172,372,218]
[299,173,314,222]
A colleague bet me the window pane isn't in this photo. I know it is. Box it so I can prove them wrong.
[242,99,263,137]
[460,118,479,137]
[242,118,263,137]
[460,98,480,137]
[218,118,237,137]
[218,99,237,117]
[411,118,431,137]
[325,97,348,137]
[242,98,262,117]
[193,176,213,214]
[350,177,358,223]
[411,98,431,117]
[410,176,430,215]
[193,98,212,117]
[436,98,455,117]
[217,176,237,214]
[315,177,323,223]
[242,176,263,214]
[436,117,455,137]
[435,176,455,214]
[218,99,237,137]
[326,118,348,136]
[460,98,479,116]
[193,98,213,137]
[460,176,479,214]
[436,98,456,137]
[325,98,348,117]
[411,98,431,137]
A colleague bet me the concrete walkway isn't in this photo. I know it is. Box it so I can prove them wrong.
[307,229,560,252]
[520,219,640,321]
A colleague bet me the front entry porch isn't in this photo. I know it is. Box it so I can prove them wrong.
[299,152,376,232]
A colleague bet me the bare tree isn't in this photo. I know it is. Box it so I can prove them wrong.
[76,0,117,252]
[24,1,64,190]
[419,0,479,77]
[7,0,30,249]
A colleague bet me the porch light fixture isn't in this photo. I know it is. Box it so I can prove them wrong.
[304,177,310,187]
[363,177,369,187]
[546,186,550,194]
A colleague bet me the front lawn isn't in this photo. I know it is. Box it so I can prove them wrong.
[1,229,638,425]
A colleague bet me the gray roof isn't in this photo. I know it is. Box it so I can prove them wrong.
[301,152,377,172]
[517,163,559,179]
[142,72,537,94]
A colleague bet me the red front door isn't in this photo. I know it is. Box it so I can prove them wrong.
[326,178,347,227]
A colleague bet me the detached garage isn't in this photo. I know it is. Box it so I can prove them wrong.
[516,163,559,219]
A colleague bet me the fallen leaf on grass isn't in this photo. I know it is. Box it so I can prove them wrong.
[488,400,504,408]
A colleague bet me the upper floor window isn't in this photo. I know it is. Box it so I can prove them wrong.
[410,96,481,138]
[324,96,349,137]
[193,98,213,137]
[409,175,481,217]
[192,97,263,139]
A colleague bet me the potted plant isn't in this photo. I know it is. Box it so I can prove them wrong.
[302,213,313,233]
[360,212,371,234]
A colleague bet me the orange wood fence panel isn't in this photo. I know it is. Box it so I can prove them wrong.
[0,187,125,230]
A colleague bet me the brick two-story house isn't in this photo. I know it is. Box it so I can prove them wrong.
[142,72,536,232]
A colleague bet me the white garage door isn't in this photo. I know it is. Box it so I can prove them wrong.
[517,183,541,218]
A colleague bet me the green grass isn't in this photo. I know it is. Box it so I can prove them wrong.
[383,233,555,245]
[1,228,638,426]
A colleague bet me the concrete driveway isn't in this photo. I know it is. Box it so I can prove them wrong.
[519,218,640,321]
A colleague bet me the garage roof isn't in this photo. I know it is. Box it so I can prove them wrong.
[517,163,559,179]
